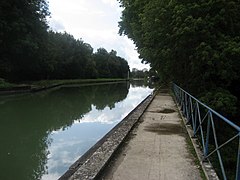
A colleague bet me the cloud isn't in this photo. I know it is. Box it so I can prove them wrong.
[102,0,118,6]
[48,19,65,32]
[75,86,153,124]
[48,0,149,70]
[42,173,60,180]
[122,40,150,70]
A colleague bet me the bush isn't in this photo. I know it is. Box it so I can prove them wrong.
[200,88,237,116]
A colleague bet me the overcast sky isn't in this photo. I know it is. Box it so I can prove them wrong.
[47,0,149,70]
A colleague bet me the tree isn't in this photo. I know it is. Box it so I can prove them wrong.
[46,32,96,79]
[131,68,148,79]
[0,0,50,81]
[93,48,129,78]
[118,0,240,117]
[0,0,130,82]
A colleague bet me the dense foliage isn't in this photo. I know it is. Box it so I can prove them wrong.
[0,0,129,82]
[45,32,129,80]
[130,68,148,79]
[0,0,49,81]
[118,0,240,119]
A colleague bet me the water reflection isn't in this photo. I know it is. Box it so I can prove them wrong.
[130,79,148,87]
[0,82,152,180]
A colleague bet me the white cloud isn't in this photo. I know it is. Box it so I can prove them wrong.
[74,86,153,124]
[42,173,60,180]
[78,105,118,124]
[48,0,149,70]
[48,19,65,32]
[102,0,118,6]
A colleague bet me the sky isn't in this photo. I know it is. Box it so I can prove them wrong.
[47,0,150,70]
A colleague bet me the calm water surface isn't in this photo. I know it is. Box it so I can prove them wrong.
[0,82,153,180]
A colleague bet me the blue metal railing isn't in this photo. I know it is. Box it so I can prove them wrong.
[173,84,240,180]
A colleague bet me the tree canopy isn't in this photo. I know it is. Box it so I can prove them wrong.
[0,0,49,80]
[0,0,129,82]
[118,0,240,118]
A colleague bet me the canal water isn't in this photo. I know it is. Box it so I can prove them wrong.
[0,81,153,180]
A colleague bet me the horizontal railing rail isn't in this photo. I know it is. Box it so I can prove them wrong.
[173,83,240,180]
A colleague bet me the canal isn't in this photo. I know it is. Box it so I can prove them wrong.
[0,81,153,180]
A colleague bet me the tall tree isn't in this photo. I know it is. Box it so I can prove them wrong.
[0,0,49,81]
[46,32,96,79]
[118,0,240,117]
[93,48,129,78]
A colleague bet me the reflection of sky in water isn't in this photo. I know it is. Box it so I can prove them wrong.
[42,85,152,179]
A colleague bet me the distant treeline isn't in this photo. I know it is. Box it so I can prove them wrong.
[0,0,129,82]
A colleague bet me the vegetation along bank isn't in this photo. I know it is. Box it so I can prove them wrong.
[0,0,129,84]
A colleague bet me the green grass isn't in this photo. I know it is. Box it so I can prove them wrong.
[185,132,207,180]
[170,90,207,180]
[29,78,127,87]
[0,78,128,92]
[0,78,15,88]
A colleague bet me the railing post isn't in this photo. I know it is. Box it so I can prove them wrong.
[180,90,183,110]
[210,113,227,180]
[204,113,211,158]
[236,134,240,180]
[185,95,190,123]
[184,93,188,120]
[190,98,195,131]
[182,92,186,116]
[193,102,198,136]
[196,102,202,137]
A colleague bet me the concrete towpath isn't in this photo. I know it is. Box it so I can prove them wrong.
[99,91,202,180]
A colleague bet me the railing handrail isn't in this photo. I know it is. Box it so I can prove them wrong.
[174,84,240,132]
[173,83,240,180]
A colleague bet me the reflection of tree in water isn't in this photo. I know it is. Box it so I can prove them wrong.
[0,82,129,180]
[92,83,129,110]
[130,80,156,89]
[130,80,148,88]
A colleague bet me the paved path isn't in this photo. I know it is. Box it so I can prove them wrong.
[100,91,202,180]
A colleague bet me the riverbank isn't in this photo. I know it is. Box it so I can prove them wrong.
[0,78,128,95]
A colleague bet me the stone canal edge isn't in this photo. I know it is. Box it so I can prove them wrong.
[59,91,156,180]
